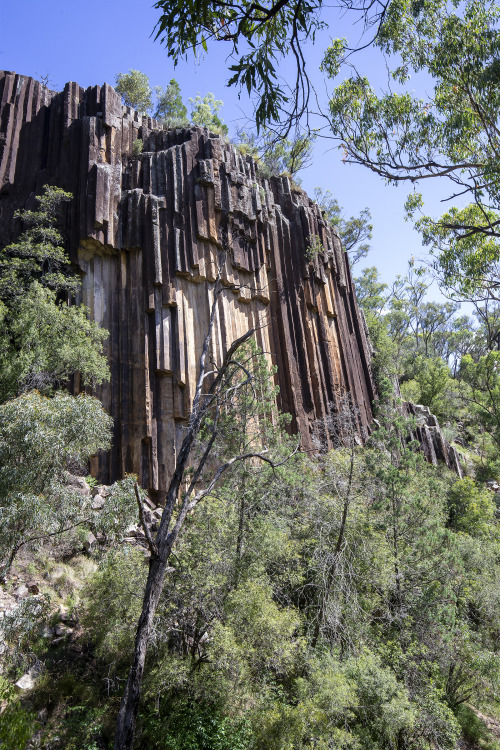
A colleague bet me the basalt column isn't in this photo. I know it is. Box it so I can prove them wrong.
[0,71,376,493]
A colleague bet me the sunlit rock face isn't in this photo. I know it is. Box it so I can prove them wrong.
[0,71,376,494]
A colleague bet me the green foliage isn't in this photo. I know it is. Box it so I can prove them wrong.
[447,477,495,536]
[0,282,109,401]
[0,677,38,750]
[0,185,74,300]
[189,93,228,135]
[419,203,500,304]
[153,0,325,131]
[455,704,500,749]
[81,547,146,662]
[132,138,143,155]
[363,310,397,400]
[261,130,315,179]
[305,234,324,260]
[460,351,500,448]
[325,0,500,293]
[235,128,315,180]
[115,69,153,113]
[0,391,112,577]
[0,185,109,402]
[354,267,388,314]
[140,699,252,750]
[346,651,417,748]
[154,79,188,125]
[412,354,451,415]
[315,188,373,267]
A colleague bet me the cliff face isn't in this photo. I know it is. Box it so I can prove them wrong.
[0,71,376,493]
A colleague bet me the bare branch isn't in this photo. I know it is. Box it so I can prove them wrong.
[135,482,158,557]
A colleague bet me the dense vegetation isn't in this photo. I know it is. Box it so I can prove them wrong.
[2,0,500,742]
[1,175,500,750]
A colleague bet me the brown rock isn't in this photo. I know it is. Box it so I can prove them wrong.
[0,72,377,492]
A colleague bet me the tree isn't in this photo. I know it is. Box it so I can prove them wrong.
[314,188,373,267]
[459,351,500,449]
[261,130,315,179]
[412,355,451,415]
[114,261,298,749]
[354,267,388,314]
[324,0,500,251]
[309,395,370,650]
[0,283,109,401]
[115,70,153,114]
[0,185,76,300]
[446,477,495,537]
[0,186,109,401]
[153,0,331,134]
[154,79,189,125]
[189,93,228,134]
[236,128,315,179]
[0,391,112,579]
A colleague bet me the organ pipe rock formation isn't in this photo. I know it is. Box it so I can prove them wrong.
[0,71,378,492]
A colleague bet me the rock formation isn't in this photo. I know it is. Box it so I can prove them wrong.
[0,70,375,493]
[403,402,463,478]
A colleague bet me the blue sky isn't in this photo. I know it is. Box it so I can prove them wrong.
[1,0,455,296]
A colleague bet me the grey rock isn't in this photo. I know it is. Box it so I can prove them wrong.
[0,72,377,492]
[54,623,73,638]
[83,532,97,551]
[64,473,91,496]
[16,672,35,690]
[92,484,110,498]
[124,524,140,538]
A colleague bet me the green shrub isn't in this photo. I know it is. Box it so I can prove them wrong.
[0,677,38,750]
[447,477,495,536]
[455,704,499,749]
[139,698,252,750]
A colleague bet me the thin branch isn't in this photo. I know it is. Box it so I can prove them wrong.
[135,482,158,556]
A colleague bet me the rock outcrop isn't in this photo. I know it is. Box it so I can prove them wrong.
[403,402,463,478]
[0,71,377,493]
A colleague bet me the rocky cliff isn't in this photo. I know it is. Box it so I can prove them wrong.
[0,71,377,493]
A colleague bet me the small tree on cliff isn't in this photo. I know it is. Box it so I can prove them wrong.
[115,70,153,114]
[154,79,189,125]
[114,256,299,750]
[0,185,109,401]
[189,93,228,134]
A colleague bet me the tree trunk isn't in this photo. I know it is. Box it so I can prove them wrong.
[113,307,257,749]
[114,551,170,749]
[311,494,351,648]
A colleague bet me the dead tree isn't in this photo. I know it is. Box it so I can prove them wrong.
[114,268,297,749]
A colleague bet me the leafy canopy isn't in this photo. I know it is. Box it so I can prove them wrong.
[115,70,153,114]
[0,185,75,299]
[189,92,228,134]
[154,79,188,125]
[0,186,109,401]
[153,0,327,133]
[0,391,112,578]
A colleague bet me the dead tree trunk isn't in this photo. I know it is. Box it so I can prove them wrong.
[114,269,297,749]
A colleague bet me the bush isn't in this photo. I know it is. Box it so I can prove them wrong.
[139,698,252,750]
[447,477,495,536]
